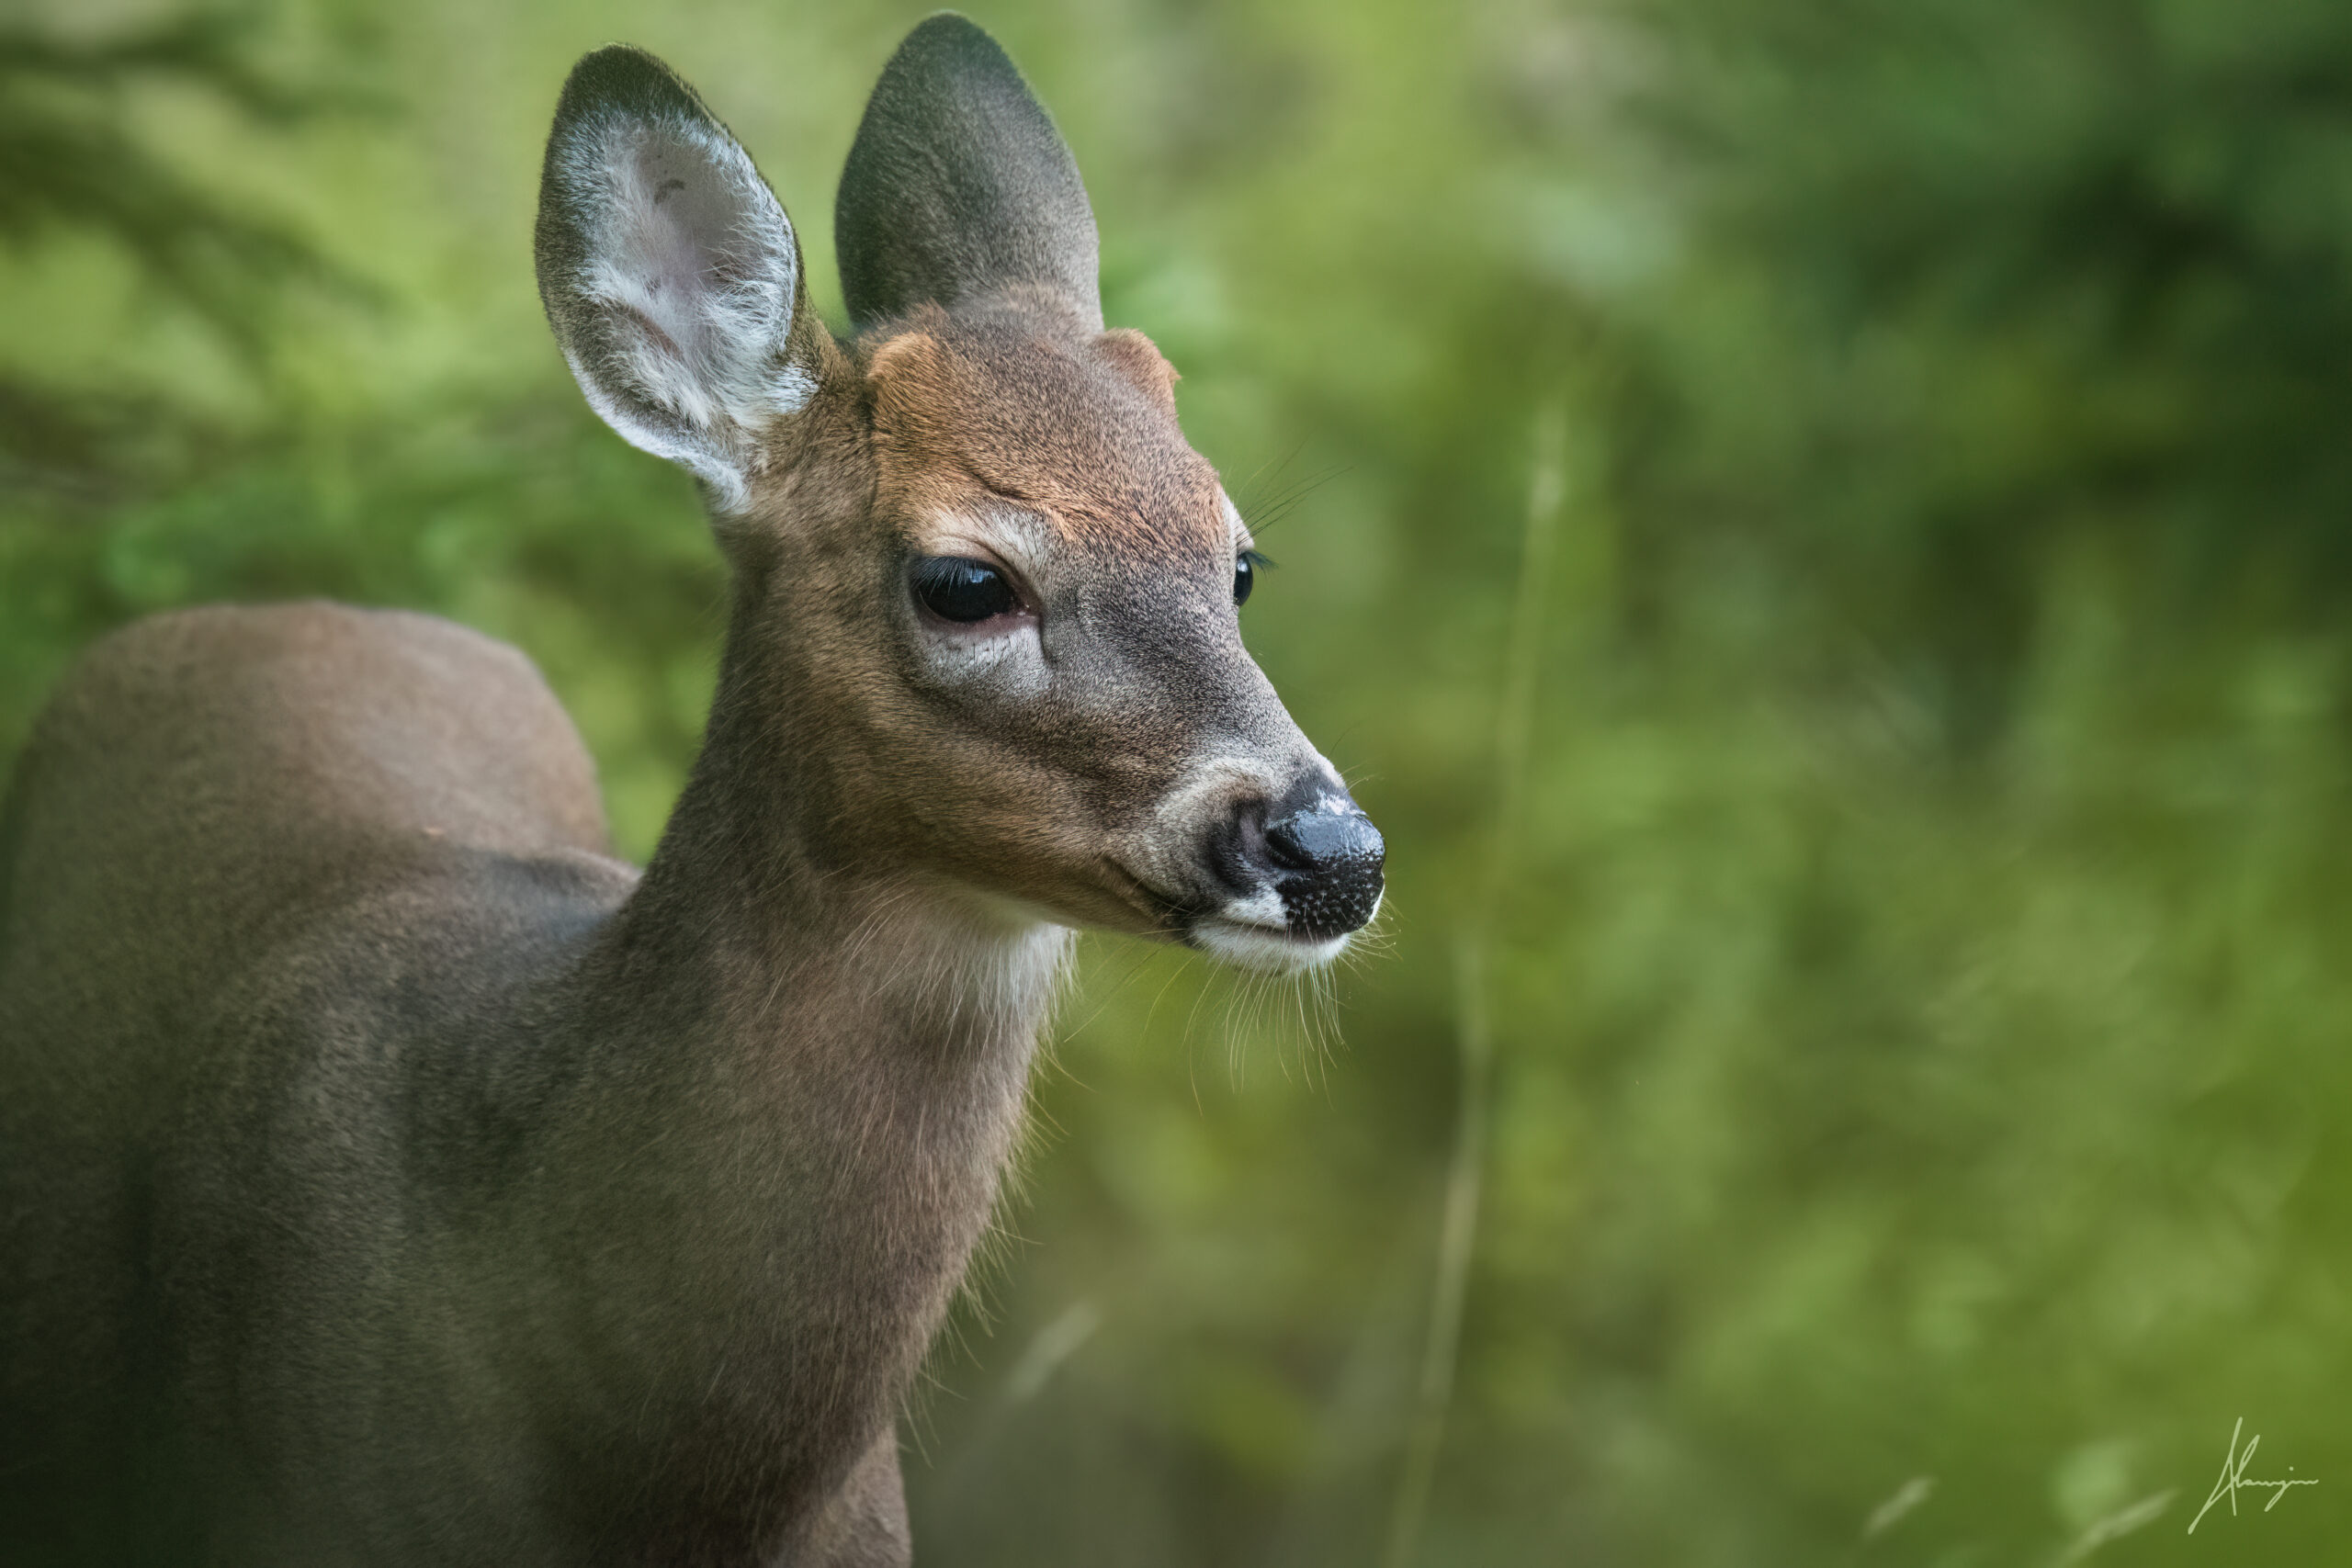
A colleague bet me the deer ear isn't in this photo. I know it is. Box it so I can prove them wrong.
[835,16,1101,334]
[536,46,823,514]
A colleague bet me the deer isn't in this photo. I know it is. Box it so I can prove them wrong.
[0,15,1383,1567]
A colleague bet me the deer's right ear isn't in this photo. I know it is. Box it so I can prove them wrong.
[535,46,825,515]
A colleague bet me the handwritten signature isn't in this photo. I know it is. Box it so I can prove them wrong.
[2188,1417,2316,1534]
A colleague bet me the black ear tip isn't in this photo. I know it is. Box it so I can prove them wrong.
[553,43,707,128]
[571,41,665,69]
[560,43,672,94]
[904,12,996,48]
[892,12,1023,81]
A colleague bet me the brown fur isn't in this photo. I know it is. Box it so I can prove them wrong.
[863,304,1221,555]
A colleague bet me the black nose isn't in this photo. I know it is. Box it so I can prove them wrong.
[1265,795,1385,940]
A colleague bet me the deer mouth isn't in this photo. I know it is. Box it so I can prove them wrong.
[1185,908,1358,974]
[1101,860,1363,972]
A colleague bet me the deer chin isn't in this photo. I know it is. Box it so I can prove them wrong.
[1187,908,1357,974]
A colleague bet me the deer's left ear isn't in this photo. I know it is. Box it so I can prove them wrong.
[535,45,827,514]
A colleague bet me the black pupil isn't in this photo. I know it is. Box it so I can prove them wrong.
[1234,554,1255,605]
[912,557,1016,623]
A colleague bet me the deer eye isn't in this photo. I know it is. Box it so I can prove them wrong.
[911,556,1019,624]
[1234,548,1272,606]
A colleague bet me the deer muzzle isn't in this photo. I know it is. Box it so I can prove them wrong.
[1182,772,1385,970]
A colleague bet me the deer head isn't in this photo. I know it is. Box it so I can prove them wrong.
[534,16,1382,971]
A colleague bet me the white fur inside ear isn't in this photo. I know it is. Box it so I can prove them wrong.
[553,107,813,512]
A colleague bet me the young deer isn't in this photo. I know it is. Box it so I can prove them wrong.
[0,15,1380,1567]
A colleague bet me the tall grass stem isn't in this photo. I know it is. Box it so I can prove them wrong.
[1380,402,1568,1568]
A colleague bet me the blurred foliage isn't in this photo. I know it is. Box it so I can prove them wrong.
[0,9,367,497]
[4,1,2349,1564]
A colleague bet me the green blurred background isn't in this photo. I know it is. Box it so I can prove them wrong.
[5,0,2348,1562]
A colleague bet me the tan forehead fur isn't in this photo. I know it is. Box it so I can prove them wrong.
[862,305,1226,559]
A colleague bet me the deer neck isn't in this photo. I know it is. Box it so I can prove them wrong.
[537,612,1072,1460]
[610,602,1075,1051]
